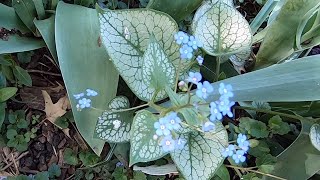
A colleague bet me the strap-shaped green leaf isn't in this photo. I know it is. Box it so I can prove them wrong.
[192,1,252,56]
[130,110,167,166]
[95,96,133,143]
[142,34,176,92]
[170,123,228,180]
[98,7,188,101]
[310,124,320,151]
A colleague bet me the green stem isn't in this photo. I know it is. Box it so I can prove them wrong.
[234,106,302,122]
[215,56,221,82]
[174,58,182,92]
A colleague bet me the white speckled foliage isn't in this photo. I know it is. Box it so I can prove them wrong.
[130,110,167,166]
[310,124,320,151]
[98,8,189,102]
[94,96,133,143]
[142,34,176,91]
[192,1,252,56]
[171,122,228,180]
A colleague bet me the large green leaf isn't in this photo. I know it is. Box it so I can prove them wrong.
[11,0,37,34]
[0,35,45,54]
[55,2,119,155]
[142,34,176,91]
[310,124,320,151]
[147,0,203,22]
[34,15,58,61]
[130,110,167,166]
[98,6,188,102]
[0,4,29,33]
[255,0,320,68]
[264,120,320,180]
[192,1,252,56]
[94,96,133,143]
[170,123,228,180]
[207,55,320,102]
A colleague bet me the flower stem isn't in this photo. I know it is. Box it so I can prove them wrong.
[225,165,287,180]
[174,58,182,92]
[215,56,221,82]
[234,106,302,122]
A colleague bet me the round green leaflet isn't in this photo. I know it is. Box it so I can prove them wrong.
[170,122,228,180]
[98,7,189,102]
[130,110,167,166]
[192,1,252,56]
[310,124,320,151]
[94,96,133,143]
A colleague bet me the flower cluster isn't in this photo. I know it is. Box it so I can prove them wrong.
[222,133,250,164]
[154,112,186,152]
[184,72,235,131]
[174,31,203,60]
[73,89,98,111]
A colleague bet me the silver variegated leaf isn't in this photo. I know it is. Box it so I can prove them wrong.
[94,96,133,143]
[98,7,189,101]
[192,1,252,56]
[170,122,228,180]
[142,34,176,91]
[310,124,320,151]
[130,110,167,166]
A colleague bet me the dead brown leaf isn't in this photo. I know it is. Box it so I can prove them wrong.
[42,90,70,128]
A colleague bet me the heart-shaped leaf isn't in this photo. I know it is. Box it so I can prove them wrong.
[310,124,320,151]
[95,96,133,143]
[142,34,176,92]
[130,110,167,166]
[170,122,228,180]
[98,6,188,101]
[192,1,252,56]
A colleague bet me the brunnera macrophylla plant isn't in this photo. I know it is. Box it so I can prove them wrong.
[75,1,253,179]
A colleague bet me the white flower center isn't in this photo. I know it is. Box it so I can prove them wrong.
[202,88,207,93]
[192,77,197,82]
[184,50,188,54]
[179,36,183,40]
[165,140,171,146]
[153,135,158,140]
[224,89,227,93]
[160,125,165,130]
[170,119,175,124]
[238,155,242,158]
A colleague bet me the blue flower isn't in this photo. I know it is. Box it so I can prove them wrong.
[237,134,250,151]
[180,45,193,60]
[222,144,235,157]
[210,102,223,121]
[196,81,213,99]
[232,150,246,164]
[217,98,235,117]
[154,117,170,136]
[78,98,91,109]
[73,93,84,99]
[86,89,98,96]
[186,72,202,84]
[202,121,215,132]
[166,112,181,130]
[160,135,176,152]
[219,83,233,98]
[116,161,124,167]
[188,36,203,50]
[174,31,189,45]
[196,56,204,65]
[175,138,186,150]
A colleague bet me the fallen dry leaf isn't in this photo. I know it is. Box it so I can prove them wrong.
[42,90,70,128]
